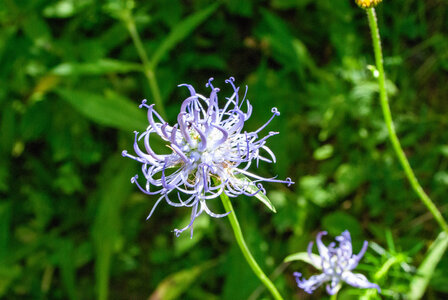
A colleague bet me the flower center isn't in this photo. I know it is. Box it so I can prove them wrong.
[183,127,229,168]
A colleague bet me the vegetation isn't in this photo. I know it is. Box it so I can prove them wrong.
[1,0,447,299]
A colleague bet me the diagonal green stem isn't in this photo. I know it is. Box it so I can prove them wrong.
[366,8,448,233]
[219,192,283,300]
[123,13,166,119]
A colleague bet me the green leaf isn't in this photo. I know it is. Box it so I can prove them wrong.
[51,59,143,76]
[174,215,209,257]
[55,88,147,131]
[234,174,276,213]
[284,252,322,270]
[149,260,216,300]
[322,211,362,238]
[21,13,52,47]
[0,202,11,259]
[0,264,21,297]
[313,144,334,160]
[91,157,134,300]
[406,231,448,300]
[149,2,220,69]
[57,240,78,300]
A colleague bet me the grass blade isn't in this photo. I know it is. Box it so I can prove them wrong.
[407,231,448,300]
[149,2,220,69]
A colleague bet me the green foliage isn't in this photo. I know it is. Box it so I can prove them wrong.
[148,260,217,300]
[407,232,448,300]
[56,88,147,131]
[284,252,321,269]
[1,0,447,299]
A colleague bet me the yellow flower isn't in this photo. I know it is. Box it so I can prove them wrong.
[355,0,382,8]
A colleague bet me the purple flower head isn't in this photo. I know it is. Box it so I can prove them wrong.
[122,77,293,237]
[294,230,380,295]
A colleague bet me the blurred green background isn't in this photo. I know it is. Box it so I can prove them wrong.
[1,0,448,299]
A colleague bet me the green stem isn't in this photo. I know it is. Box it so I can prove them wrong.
[362,256,396,299]
[366,8,448,233]
[330,293,338,300]
[123,13,166,118]
[219,192,283,300]
[374,256,397,281]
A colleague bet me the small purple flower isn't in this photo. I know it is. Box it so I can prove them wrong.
[294,231,380,295]
[122,77,293,237]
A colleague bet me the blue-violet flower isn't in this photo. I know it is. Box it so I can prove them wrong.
[294,230,380,295]
[122,77,293,237]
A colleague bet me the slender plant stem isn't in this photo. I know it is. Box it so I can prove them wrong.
[366,8,448,233]
[330,293,338,300]
[219,192,284,300]
[374,256,397,281]
[123,13,166,118]
[248,262,290,300]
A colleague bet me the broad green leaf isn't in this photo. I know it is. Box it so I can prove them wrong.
[91,157,134,300]
[21,13,52,47]
[234,174,276,213]
[58,240,77,300]
[284,252,322,270]
[149,260,216,300]
[174,215,209,257]
[55,88,147,131]
[256,9,307,77]
[222,243,259,299]
[51,59,142,76]
[149,2,220,69]
[407,231,448,300]
[322,211,362,238]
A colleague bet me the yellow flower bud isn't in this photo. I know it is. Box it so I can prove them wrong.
[355,0,382,9]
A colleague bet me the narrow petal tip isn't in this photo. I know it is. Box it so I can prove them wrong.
[139,99,149,108]
[225,76,235,83]
[206,77,214,88]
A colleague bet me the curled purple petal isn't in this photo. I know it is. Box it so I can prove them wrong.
[342,272,381,293]
[122,77,294,237]
[294,272,329,294]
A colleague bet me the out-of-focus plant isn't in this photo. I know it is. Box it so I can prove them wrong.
[1,0,447,299]
[288,231,380,297]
